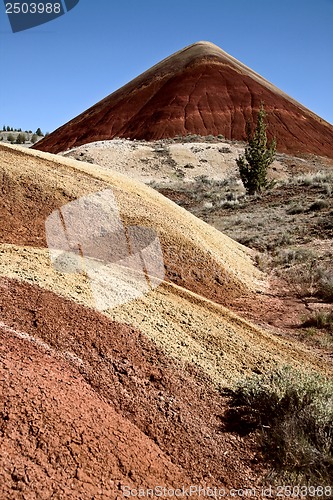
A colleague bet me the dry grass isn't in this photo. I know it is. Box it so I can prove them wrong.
[288,171,333,186]
[302,310,333,332]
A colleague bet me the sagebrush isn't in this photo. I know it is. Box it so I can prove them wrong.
[226,366,333,484]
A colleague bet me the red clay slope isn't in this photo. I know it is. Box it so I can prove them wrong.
[0,276,263,495]
[0,322,190,498]
[33,41,333,158]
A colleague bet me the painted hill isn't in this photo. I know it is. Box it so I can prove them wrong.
[33,41,333,158]
[1,144,332,496]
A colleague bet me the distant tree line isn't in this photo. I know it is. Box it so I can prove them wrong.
[2,125,45,136]
[0,125,45,144]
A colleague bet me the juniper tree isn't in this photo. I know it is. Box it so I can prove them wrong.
[236,104,276,195]
[15,133,26,144]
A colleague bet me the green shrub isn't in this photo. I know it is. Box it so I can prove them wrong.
[236,104,276,195]
[15,133,26,144]
[226,366,333,483]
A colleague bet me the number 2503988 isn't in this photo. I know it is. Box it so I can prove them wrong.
[6,3,62,14]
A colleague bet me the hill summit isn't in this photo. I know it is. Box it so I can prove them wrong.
[33,41,333,158]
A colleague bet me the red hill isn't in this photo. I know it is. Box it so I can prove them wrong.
[33,41,333,158]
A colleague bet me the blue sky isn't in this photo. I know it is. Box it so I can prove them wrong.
[1,0,332,133]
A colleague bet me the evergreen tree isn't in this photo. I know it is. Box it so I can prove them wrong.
[35,127,43,136]
[236,104,276,195]
[15,133,26,144]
